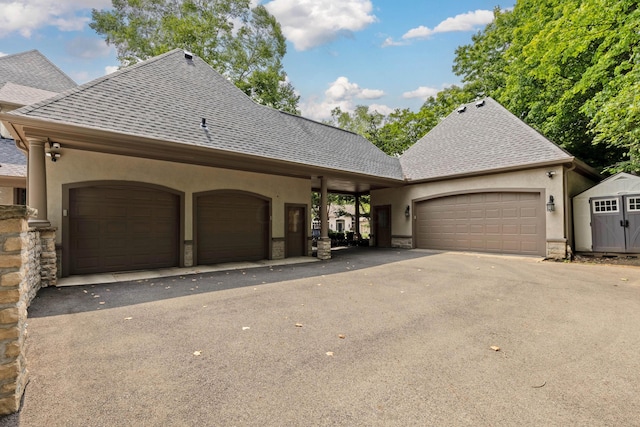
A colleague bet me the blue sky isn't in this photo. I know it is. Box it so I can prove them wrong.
[0,0,513,120]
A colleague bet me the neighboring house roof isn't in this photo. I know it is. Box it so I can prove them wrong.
[0,137,26,178]
[0,82,59,107]
[400,97,575,182]
[0,50,76,95]
[7,49,403,181]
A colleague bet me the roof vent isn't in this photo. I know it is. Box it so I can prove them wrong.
[184,50,193,60]
[475,99,485,108]
[200,117,208,130]
[457,105,467,114]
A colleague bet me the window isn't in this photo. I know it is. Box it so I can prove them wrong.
[336,219,345,232]
[628,197,640,212]
[14,188,26,205]
[593,198,619,213]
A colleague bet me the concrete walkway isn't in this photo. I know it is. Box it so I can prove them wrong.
[3,248,640,426]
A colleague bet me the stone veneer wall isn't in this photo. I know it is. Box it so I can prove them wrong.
[0,205,57,414]
[272,239,285,260]
[391,236,413,249]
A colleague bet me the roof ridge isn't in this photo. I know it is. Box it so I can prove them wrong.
[0,49,76,87]
[13,49,185,116]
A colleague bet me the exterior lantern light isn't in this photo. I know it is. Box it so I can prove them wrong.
[546,195,555,212]
[405,205,410,218]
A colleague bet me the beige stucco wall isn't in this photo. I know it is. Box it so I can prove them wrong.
[0,187,13,205]
[371,167,568,254]
[45,149,311,246]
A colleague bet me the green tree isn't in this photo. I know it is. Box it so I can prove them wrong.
[91,0,299,113]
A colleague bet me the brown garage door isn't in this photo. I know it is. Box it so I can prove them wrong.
[69,185,180,275]
[416,192,545,256]
[196,192,269,264]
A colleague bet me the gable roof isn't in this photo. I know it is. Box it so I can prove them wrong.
[0,137,26,178]
[0,50,76,95]
[7,49,403,181]
[0,82,59,107]
[400,97,574,182]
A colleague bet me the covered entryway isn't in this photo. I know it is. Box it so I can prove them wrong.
[415,192,545,256]
[67,183,180,275]
[591,195,640,252]
[195,191,270,264]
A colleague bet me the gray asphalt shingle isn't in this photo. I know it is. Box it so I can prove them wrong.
[0,137,26,177]
[9,49,403,180]
[0,50,76,94]
[400,97,574,181]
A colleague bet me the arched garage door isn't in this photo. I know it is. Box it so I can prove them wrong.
[415,192,545,256]
[69,184,180,275]
[195,192,269,264]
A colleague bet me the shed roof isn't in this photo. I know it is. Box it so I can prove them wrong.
[400,97,574,181]
[574,172,640,199]
[7,49,403,181]
[0,50,76,95]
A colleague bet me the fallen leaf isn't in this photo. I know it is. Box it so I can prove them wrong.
[326,352,334,356]
[532,381,546,388]
[295,323,303,328]
[124,317,133,320]
[621,278,628,281]
[338,334,346,339]
[490,346,501,352]
[99,302,105,305]
[242,327,250,331]
[83,290,88,293]
[193,351,202,356]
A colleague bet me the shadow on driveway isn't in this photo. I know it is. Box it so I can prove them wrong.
[29,247,433,318]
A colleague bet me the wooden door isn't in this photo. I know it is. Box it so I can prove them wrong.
[374,205,391,248]
[286,205,306,257]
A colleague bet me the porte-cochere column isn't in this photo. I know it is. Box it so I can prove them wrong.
[317,176,331,260]
[26,138,50,228]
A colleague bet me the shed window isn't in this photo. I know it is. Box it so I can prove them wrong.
[628,197,640,212]
[593,198,619,213]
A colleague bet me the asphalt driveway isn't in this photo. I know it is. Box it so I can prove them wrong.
[3,248,640,426]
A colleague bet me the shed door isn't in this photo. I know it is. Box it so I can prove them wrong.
[196,192,269,264]
[286,206,306,257]
[592,195,640,253]
[69,185,180,275]
[415,192,544,256]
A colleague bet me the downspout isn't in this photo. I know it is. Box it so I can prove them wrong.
[563,161,577,258]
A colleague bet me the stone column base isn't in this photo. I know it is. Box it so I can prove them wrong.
[317,238,331,260]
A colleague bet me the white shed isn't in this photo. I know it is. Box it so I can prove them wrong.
[573,172,640,253]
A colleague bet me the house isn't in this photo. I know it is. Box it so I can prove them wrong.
[370,98,599,257]
[0,49,402,276]
[0,50,77,205]
[573,172,640,253]
[0,49,600,277]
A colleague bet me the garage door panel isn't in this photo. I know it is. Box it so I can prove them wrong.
[416,192,544,256]
[197,193,269,265]
[70,185,180,275]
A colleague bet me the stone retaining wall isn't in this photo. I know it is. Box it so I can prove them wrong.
[0,205,56,414]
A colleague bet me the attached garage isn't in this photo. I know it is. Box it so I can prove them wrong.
[195,191,270,264]
[415,192,545,256]
[67,183,181,275]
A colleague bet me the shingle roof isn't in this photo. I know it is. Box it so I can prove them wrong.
[400,97,574,181]
[0,82,58,107]
[0,137,26,178]
[9,49,403,180]
[0,50,76,94]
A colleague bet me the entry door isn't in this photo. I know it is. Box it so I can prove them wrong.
[286,205,306,257]
[591,195,640,253]
[374,205,391,248]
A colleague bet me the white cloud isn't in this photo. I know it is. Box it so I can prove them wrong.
[264,0,377,51]
[65,37,113,59]
[402,10,494,40]
[105,66,119,75]
[402,86,441,100]
[381,37,407,48]
[368,103,394,116]
[301,76,386,120]
[0,0,111,38]
[0,52,6,57]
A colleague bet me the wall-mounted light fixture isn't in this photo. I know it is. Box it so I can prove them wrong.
[405,205,410,218]
[46,141,61,162]
[546,170,556,178]
[546,195,555,212]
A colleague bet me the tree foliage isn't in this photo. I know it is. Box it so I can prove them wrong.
[453,0,638,172]
[91,0,299,113]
